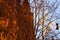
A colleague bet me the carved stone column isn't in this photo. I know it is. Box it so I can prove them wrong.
[0,0,36,40]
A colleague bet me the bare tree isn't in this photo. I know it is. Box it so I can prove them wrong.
[30,0,60,40]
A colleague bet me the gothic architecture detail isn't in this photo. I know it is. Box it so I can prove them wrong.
[0,0,36,40]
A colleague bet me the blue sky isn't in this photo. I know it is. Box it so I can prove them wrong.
[30,0,60,39]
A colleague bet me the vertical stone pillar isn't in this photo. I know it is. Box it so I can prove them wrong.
[17,0,36,40]
[0,0,36,40]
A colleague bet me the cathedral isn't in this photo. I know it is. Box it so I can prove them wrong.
[0,0,36,40]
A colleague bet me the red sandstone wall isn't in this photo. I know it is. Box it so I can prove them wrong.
[0,0,36,40]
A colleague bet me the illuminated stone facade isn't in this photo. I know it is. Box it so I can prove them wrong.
[0,0,36,40]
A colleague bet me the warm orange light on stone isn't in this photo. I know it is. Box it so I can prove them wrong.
[0,18,9,28]
[0,0,36,40]
[13,19,17,25]
[0,0,3,2]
